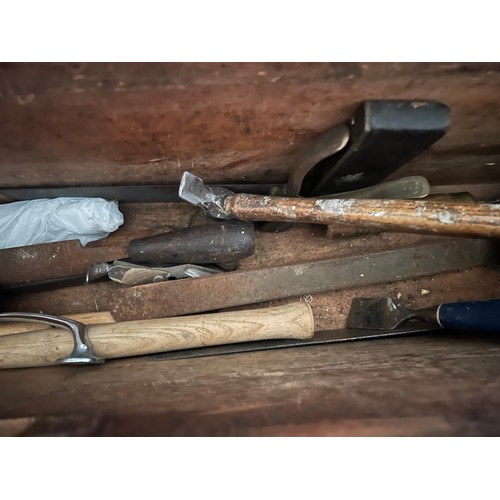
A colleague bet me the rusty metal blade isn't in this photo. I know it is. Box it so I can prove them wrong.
[0,240,127,286]
[111,238,497,321]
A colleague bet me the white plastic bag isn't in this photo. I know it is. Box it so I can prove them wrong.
[0,198,124,249]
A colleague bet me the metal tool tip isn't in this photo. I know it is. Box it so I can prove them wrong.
[178,171,233,219]
[179,171,194,196]
[179,170,197,185]
[178,171,207,206]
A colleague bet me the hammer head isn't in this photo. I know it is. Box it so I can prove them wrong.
[179,172,233,220]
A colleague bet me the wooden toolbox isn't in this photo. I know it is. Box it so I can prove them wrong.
[0,62,499,436]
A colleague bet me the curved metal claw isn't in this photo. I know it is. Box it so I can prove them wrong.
[0,312,103,365]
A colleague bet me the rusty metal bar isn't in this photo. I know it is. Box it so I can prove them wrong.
[0,240,127,285]
[110,238,497,321]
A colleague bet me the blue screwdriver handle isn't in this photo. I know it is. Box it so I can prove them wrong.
[437,299,500,332]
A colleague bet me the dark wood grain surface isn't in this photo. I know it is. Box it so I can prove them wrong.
[1,63,500,436]
[1,331,500,436]
[3,219,498,436]
[1,62,500,188]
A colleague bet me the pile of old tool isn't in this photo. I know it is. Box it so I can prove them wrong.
[0,99,499,369]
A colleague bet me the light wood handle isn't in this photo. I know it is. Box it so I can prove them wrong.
[224,195,500,237]
[0,302,314,369]
[0,311,115,336]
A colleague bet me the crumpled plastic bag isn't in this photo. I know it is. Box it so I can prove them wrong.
[0,197,124,249]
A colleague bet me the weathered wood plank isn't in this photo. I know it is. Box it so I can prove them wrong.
[1,63,499,187]
[2,63,499,436]
[1,332,500,436]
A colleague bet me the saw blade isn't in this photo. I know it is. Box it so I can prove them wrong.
[153,323,437,361]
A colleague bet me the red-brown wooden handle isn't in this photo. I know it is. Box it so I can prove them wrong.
[223,194,500,237]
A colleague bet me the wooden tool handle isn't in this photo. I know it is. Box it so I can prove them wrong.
[224,194,500,237]
[0,311,115,336]
[0,302,314,369]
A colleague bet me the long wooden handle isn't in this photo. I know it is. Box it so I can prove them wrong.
[224,194,500,237]
[0,302,314,369]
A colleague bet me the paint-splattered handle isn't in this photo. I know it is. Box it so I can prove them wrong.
[224,194,500,237]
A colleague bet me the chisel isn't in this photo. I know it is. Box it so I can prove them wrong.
[179,172,500,238]
[346,297,500,331]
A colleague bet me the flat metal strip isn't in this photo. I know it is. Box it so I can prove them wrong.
[0,240,127,286]
[111,238,497,321]
[154,324,438,361]
[0,184,280,203]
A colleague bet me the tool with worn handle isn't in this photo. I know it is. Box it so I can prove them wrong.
[324,189,481,239]
[347,297,500,331]
[0,302,314,369]
[262,99,445,233]
[179,172,500,238]
[263,175,431,233]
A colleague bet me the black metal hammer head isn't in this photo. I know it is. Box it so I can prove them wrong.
[179,171,233,220]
